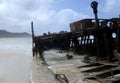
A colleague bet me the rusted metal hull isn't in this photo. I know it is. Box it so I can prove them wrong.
[114,50,120,61]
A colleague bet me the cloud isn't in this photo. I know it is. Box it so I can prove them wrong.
[0,0,89,35]
[103,0,120,12]
[0,0,55,33]
[56,9,88,24]
[34,9,89,35]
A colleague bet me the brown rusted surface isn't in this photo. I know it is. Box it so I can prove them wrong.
[32,18,120,62]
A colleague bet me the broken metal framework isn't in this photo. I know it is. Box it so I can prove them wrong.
[32,18,120,62]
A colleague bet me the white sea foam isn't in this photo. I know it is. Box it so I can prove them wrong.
[29,72,34,83]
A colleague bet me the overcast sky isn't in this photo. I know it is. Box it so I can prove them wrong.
[0,0,120,35]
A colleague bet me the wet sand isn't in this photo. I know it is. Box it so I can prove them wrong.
[0,38,104,83]
[0,51,31,83]
[44,50,99,83]
[0,38,59,83]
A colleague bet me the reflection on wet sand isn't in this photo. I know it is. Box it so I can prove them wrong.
[0,38,59,83]
[0,52,31,83]
[0,38,99,83]
[30,58,59,83]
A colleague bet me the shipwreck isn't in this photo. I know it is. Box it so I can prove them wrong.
[31,1,120,83]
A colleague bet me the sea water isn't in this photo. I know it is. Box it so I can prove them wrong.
[0,38,59,83]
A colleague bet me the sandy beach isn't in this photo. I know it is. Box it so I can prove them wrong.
[0,38,103,83]
[0,38,59,83]
[44,49,99,83]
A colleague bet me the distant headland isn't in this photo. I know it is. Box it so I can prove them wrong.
[0,29,31,38]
